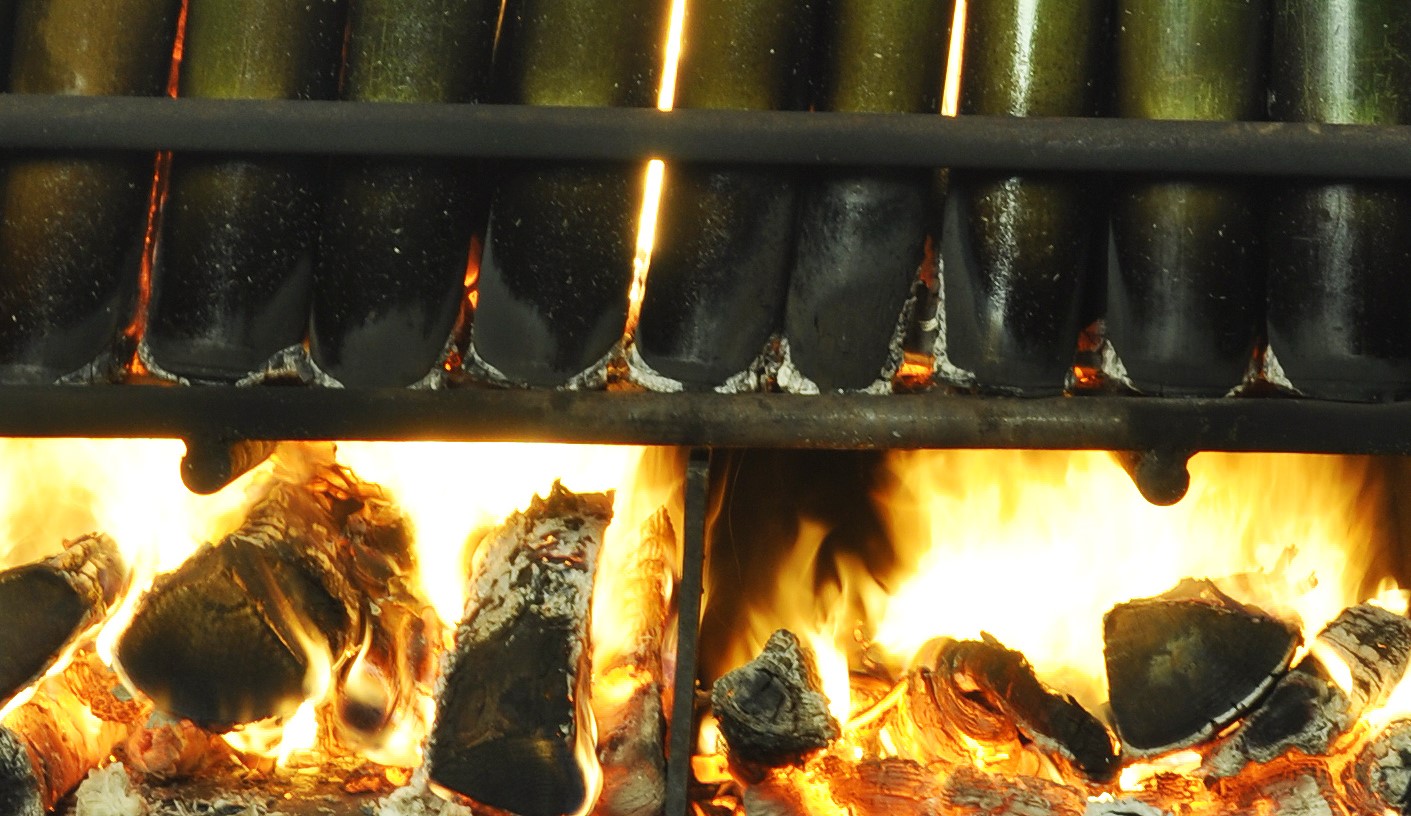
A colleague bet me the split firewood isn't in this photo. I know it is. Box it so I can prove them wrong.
[0,533,128,707]
[898,635,1118,783]
[1205,602,1411,778]
[937,766,1085,816]
[593,509,674,816]
[0,662,129,815]
[1344,718,1411,814]
[427,481,614,816]
[819,756,945,816]
[711,629,841,771]
[116,460,411,731]
[1104,579,1301,757]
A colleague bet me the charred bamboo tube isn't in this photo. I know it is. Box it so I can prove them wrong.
[144,0,347,383]
[1107,0,1268,396]
[780,0,953,393]
[0,534,128,708]
[1265,2,1411,401]
[593,509,674,816]
[310,0,499,388]
[468,0,668,388]
[0,0,180,384]
[428,482,613,816]
[711,629,840,772]
[1205,603,1411,777]
[939,0,1108,394]
[1104,579,1300,758]
[634,0,818,390]
[115,467,378,730]
[0,666,130,816]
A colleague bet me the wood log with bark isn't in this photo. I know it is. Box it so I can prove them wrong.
[1204,602,1411,778]
[0,534,128,707]
[593,508,674,816]
[1104,578,1301,757]
[711,629,841,772]
[897,635,1119,783]
[115,458,412,731]
[427,481,614,816]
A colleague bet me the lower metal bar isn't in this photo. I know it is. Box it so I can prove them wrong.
[665,449,711,816]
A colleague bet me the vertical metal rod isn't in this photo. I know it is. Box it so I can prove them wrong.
[665,448,711,816]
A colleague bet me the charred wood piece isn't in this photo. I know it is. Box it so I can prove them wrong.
[0,533,127,707]
[594,509,674,816]
[1104,578,1301,757]
[116,463,405,730]
[0,666,129,815]
[428,481,613,816]
[1347,718,1411,815]
[712,629,841,770]
[1205,602,1411,778]
[939,766,1085,816]
[180,437,277,495]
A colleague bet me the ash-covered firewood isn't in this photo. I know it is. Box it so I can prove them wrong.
[0,533,127,707]
[593,509,674,816]
[1104,579,1301,757]
[711,629,841,770]
[904,635,1118,783]
[1205,603,1411,778]
[820,756,944,816]
[1346,718,1411,815]
[938,766,1085,816]
[116,460,411,731]
[0,664,129,815]
[428,482,613,816]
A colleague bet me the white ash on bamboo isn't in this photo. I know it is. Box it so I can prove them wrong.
[0,533,128,707]
[710,629,841,773]
[1204,603,1411,778]
[115,460,420,733]
[592,508,674,816]
[1103,579,1301,758]
[427,481,613,816]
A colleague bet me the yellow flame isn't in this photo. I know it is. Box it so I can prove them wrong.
[1118,750,1203,792]
[940,0,966,118]
[276,697,322,767]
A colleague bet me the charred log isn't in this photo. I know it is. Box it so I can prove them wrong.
[711,629,841,770]
[116,461,406,730]
[0,533,127,707]
[938,766,1085,816]
[0,663,129,815]
[1205,602,1411,778]
[909,635,1118,783]
[1104,578,1301,756]
[427,481,613,816]
[1346,718,1411,815]
[593,509,674,816]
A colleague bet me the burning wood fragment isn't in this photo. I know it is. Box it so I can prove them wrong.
[711,629,841,772]
[1346,718,1411,815]
[428,481,613,816]
[1104,579,1301,757]
[1205,603,1411,778]
[818,756,945,816]
[593,509,674,816]
[0,661,130,815]
[116,460,409,731]
[900,635,1118,783]
[0,533,128,707]
[937,766,1085,816]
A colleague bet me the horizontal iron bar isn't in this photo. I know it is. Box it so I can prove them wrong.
[0,96,1409,179]
[0,386,1409,454]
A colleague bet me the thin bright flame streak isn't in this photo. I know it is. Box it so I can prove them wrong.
[941,0,966,118]
[626,0,688,335]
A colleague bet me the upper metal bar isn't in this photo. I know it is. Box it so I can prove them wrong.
[2,386,1410,454]
[1,96,1409,179]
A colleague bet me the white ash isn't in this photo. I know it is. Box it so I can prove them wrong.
[461,341,611,391]
[1094,336,1137,394]
[74,764,144,816]
[1083,799,1168,816]
[1262,774,1336,816]
[928,254,975,389]
[1261,344,1301,395]
[376,780,472,816]
[136,339,315,386]
[54,348,125,385]
[775,338,895,396]
[624,341,775,394]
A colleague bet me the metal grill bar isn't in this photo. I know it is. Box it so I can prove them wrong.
[1,96,1409,178]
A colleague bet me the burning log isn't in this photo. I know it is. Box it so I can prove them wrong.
[427,481,613,816]
[0,533,127,707]
[1205,602,1411,778]
[937,766,1085,816]
[116,462,408,730]
[0,663,129,815]
[1346,718,1411,815]
[1104,578,1301,757]
[711,629,841,771]
[899,635,1118,783]
[593,509,674,816]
